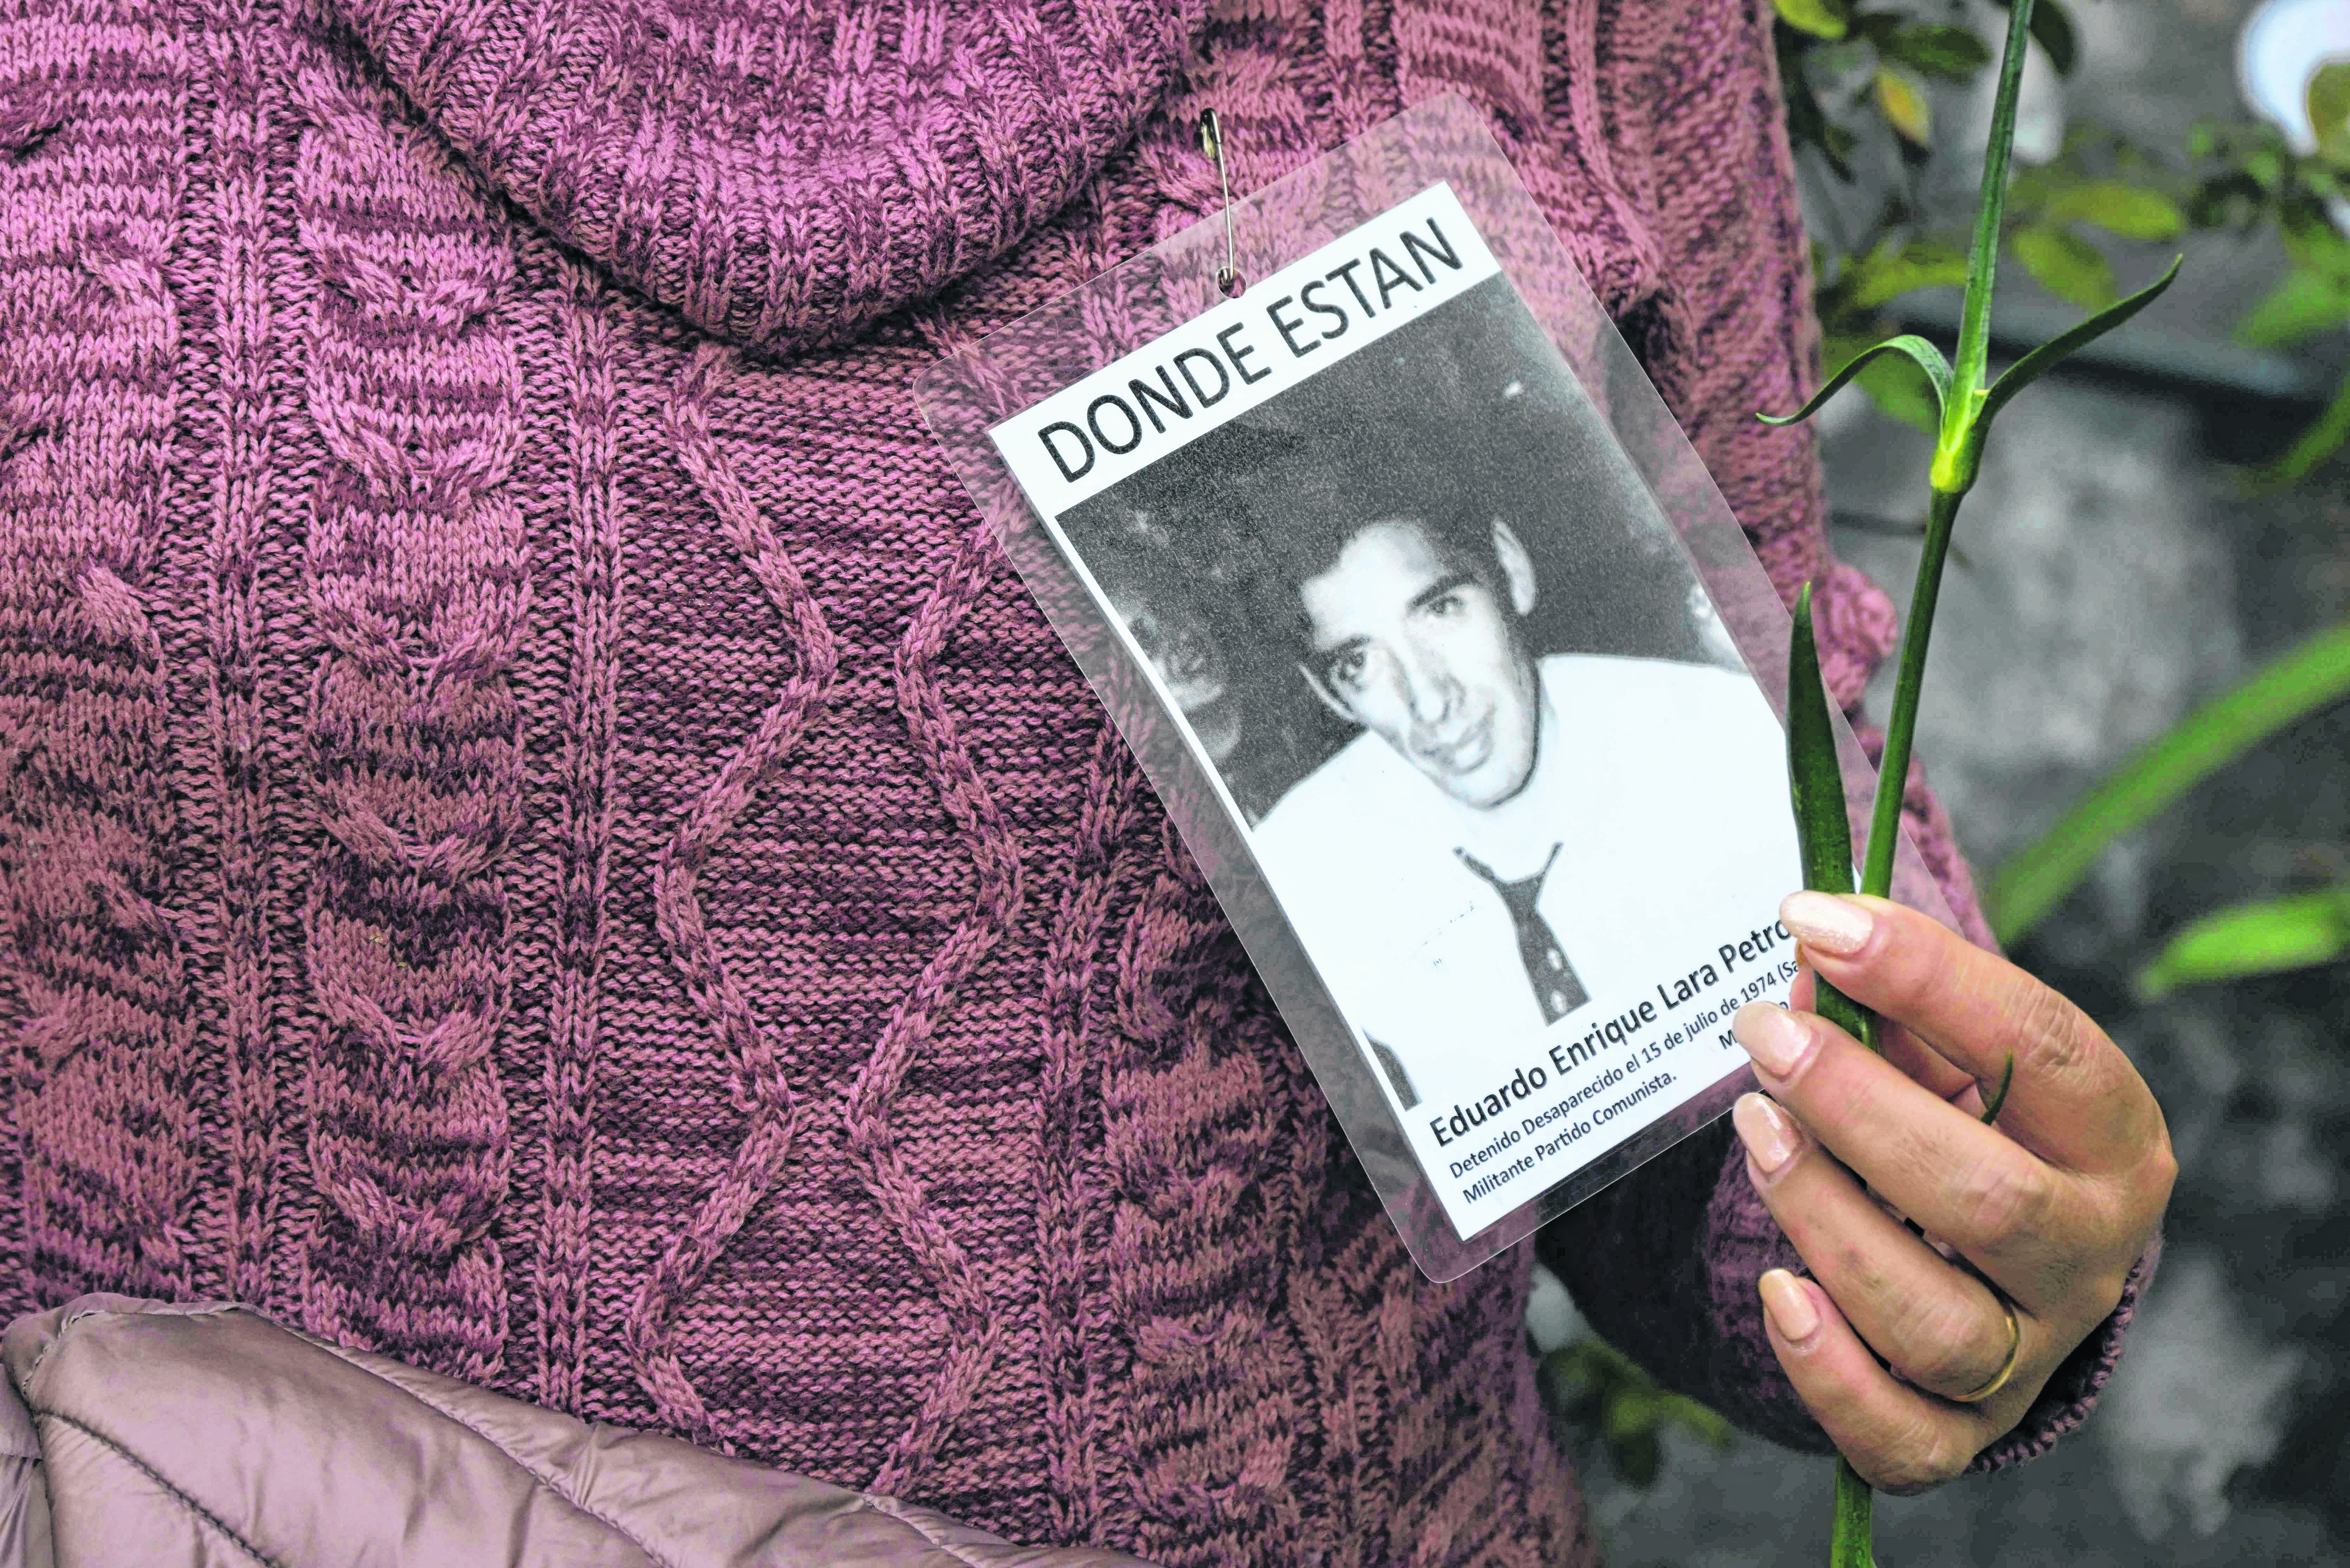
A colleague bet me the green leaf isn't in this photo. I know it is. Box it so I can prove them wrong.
[1989,0,2077,77]
[1855,350,1942,432]
[2237,267,2350,348]
[2251,363,2350,491]
[1786,582,1877,1050]
[1759,334,1952,427]
[1775,0,1850,41]
[1874,66,1931,145]
[2134,886,2350,999]
[1777,29,1859,180]
[2245,146,2286,195]
[1820,324,1943,432]
[1809,38,1878,77]
[1846,238,1972,310]
[1979,1053,2016,1124]
[1787,583,1854,898]
[1659,1392,1734,1449]
[2309,60,2350,155]
[2042,181,2186,241]
[2282,208,2350,285]
[1784,92,1859,181]
[2187,170,2272,232]
[1871,66,1927,145]
[1978,255,2181,427]
[1603,1386,1662,1446]
[1879,23,1992,82]
[2012,223,2116,307]
[1989,619,2350,942]
[2031,0,2077,76]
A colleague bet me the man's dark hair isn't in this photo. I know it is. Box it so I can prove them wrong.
[1232,425,1516,656]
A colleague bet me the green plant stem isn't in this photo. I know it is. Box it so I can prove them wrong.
[1772,8,2075,1565]
[1860,487,1964,898]
[1834,18,2033,1561]
[1871,0,2033,886]
[1943,0,2038,420]
[1832,1457,1879,1567]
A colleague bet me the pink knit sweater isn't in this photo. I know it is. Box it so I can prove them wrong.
[0,0,2129,1559]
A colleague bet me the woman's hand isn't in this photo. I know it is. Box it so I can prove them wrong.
[1729,890,2176,1494]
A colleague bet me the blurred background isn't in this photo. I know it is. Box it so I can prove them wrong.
[1533,0,2350,1561]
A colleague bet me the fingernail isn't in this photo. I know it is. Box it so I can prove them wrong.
[1780,891,1874,957]
[1760,1268,1821,1345]
[1732,1002,1814,1079]
[1733,1092,1802,1176]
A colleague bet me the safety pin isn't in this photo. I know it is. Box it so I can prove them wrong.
[1197,108,1240,295]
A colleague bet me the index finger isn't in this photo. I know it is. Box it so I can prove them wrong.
[1792,965,1978,1108]
[1780,891,2160,1177]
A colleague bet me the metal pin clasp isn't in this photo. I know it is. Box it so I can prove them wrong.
[1197,108,1240,296]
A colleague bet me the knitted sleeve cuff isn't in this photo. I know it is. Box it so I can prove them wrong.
[1966,1238,2160,1474]
[1700,1142,2160,1471]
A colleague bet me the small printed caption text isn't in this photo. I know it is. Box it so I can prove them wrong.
[1436,920,1799,1206]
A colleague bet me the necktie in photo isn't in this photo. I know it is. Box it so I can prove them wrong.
[1456,844,1587,1023]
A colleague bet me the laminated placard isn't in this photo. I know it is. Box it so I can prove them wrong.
[913,95,1954,1281]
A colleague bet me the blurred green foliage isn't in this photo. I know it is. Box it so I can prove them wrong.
[1987,622,2350,945]
[1540,1334,1731,1489]
[2135,883,2350,999]
[1777,0,2179,434]
[1986,620,2350,996]
[1779,4,2350,485]
[2186,61,2350,489]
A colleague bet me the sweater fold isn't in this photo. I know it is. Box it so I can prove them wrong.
[325,0,1211,348]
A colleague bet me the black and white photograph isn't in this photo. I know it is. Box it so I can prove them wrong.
[992,187,1806,1238]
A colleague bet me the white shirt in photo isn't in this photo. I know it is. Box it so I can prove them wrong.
[1251,654,1804,1104]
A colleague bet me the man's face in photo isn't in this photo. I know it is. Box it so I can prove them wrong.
[1298,517,1542,809]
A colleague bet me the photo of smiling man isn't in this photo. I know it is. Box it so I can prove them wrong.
[1244,453,1797,1109]
[1049,269,1803,1144]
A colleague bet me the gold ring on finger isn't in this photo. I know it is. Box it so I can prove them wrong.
[1950,1295,2021,1405]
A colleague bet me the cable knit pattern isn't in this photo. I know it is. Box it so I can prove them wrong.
[622,341,837,1442]
[1095,831,1314,1554]
[0,0,197,1301]
[187,0,294,1307]
[289,40,524,1378]
[850,510,1030,1495]
[0,0,2139,1557]
[1033,713,1147,1543]
[533,252,622,1413]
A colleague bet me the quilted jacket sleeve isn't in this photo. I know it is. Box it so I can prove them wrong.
[1,1294,1160,1568]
